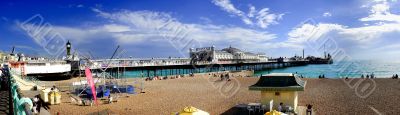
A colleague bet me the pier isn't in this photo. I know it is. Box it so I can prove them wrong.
[83,46,332,78]
[88,59,315,78]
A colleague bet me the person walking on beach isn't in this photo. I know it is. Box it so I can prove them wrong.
[108,95,113,104]
[371,73,375,79]
[32,95,40,114]
[366,74,369,79]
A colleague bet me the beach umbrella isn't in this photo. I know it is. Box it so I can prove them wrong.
[265,110,283,115]
[177,106,210,115]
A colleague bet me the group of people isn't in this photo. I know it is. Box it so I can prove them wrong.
[392,74,399,79]
[219,73,231,81]
[145,73,195,81]
[318,74,326,78]
[32,94,50,114]
[360,73,375,79]
[0,67,11,91]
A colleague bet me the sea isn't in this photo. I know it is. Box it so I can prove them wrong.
[120,60,400,78]
[255,60,400,78]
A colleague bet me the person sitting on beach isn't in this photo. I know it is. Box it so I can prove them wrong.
[278,102,283,112]
[361,74,364,78]
[52,85,59,92]
[146,77,153,81]
[366,74,370,79]
[371,73,375,79]
[306,104,312,115]
[318,75,321,78]
[322,74,325,78]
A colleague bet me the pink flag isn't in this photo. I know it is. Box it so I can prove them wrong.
[85,67,98,105]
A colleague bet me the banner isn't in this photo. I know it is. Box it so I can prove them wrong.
[85,67,97,105]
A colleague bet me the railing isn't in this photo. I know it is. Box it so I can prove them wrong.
[87,59,277,69]
[2,67,33,115]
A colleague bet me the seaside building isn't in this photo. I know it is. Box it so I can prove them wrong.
[0,51,4,63]
[249,73,305,112]
[3,41,76,77]
[189,46,268,63]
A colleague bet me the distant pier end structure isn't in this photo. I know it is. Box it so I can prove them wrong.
[249,73,305,112]
[189,46,269,64]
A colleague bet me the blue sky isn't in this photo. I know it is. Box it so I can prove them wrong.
[1,0,400,60]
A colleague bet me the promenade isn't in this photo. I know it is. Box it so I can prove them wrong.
[0,89,10,115]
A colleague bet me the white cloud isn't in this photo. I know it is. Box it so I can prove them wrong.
[248,5,256,18]
[279,22,400,59]
[22,9,277,56]
[212,0,283,29]
[323,12,332,17]
[103,24,131,32]
[199,17,212,24]
[212,0,252,25]
[256,8,284,29]
[359,1,400,23]
[77,4,84,8]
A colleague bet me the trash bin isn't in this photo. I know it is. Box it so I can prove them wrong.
[48,91,55,105]
[55,92,61,104]
[40,88,51,103]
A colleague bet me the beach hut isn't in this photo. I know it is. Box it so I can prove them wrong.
[249,73,305,112]
[177,106,210,115]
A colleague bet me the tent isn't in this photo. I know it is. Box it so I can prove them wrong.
[177,106,210,115]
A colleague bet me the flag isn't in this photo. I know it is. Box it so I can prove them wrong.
[269,100,273,112]
[85,67,98,105]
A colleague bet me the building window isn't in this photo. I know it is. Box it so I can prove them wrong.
[275,92,280,96]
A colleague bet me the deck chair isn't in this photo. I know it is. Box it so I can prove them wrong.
[113,95,119,102]
[247,106,255,115]
[70,97,77,104]
[261,104,268,113]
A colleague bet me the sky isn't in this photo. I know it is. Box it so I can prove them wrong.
[0,0,400,60]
